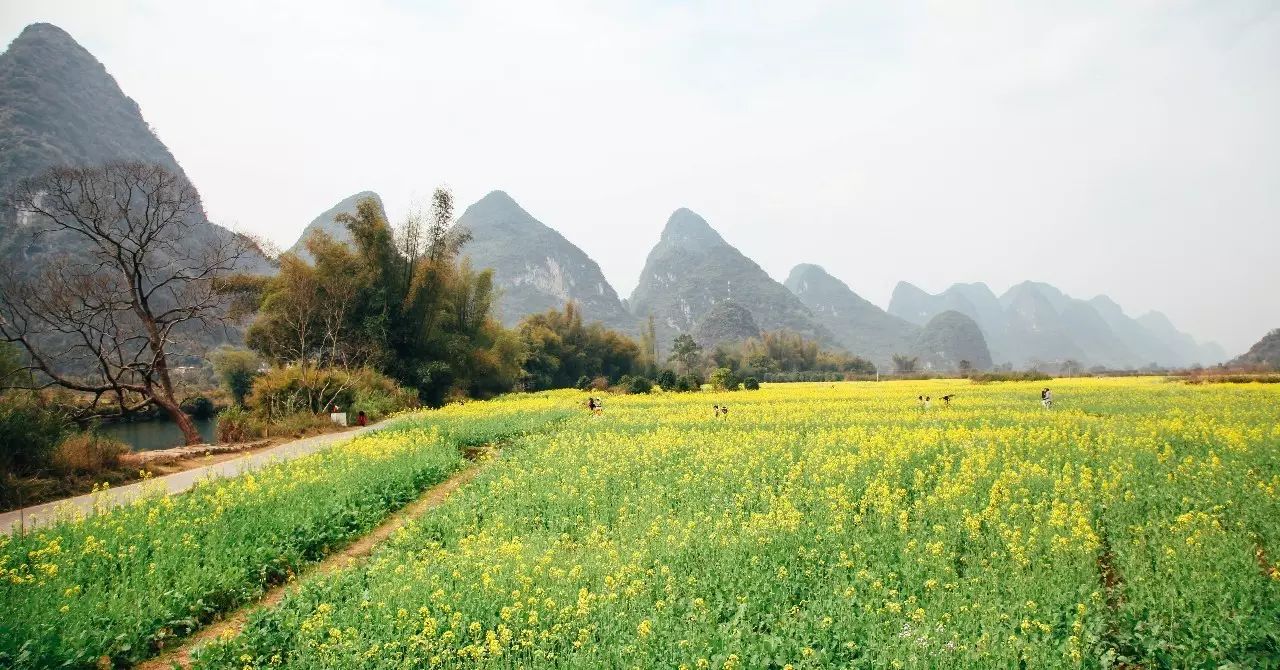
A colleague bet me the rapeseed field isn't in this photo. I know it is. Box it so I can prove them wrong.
[184,378,1279,669]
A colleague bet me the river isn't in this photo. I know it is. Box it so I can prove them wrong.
[95,417,219,452]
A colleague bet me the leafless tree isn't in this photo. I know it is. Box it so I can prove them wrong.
[0,162,250,445]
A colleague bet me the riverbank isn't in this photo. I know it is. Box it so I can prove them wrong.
[0,420,364,514]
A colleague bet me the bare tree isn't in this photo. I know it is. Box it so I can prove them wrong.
[0,162,250,445]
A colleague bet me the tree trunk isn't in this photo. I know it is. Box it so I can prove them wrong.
[153,391,201,445]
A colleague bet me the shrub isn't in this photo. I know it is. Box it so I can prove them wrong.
[50,433,128,475]
[575,375,592,390]
[710,367,740,391]
[246,366,415,419]
[627,376,654,394]
[353,383,418,422]
[181,395,216,420]
[743,377,760,390]
[0,393,73,475]
[657,369,677,391]
[217,404,264,443]
[588,376,611,391]
[675,373,702,392]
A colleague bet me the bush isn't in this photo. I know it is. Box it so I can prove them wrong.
[627,376,654,394]
[575,375,592,390]
[181,395,216,420]
[50,433,128,475]
[0,393,73,475]
[588,376,611,391]
[743,377,760,390]
[353,383,419,422]
[217,404,264,443]
[657,369,677,391]
[674,373,702,392]
[710,367,740,391]
[246,366,416,419]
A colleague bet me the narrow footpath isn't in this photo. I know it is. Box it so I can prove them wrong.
[135,454,491,669]
[1,423,388,534]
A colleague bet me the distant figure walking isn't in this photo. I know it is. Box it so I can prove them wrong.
[356,410,368,427]
[941,394,954,407]
[1041,388,1053,409]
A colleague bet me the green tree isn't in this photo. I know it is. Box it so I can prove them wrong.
[638,315,659,376]
[517,303,641,391]
[245,189,519,407]
[710,367,740,391]
[211,347,261,406]
[668,334,702,374]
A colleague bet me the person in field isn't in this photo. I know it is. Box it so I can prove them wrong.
[941,394,954,407]
[1041,388,1053,408]
[918,395,925,409]
[356,410,368,427]
[924,396,932,409]
[713,404,729,418]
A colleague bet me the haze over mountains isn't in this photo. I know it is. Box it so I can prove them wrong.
[0,22,1239,372]
[888,280,1225,369]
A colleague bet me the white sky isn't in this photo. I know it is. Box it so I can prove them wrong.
[3,1,1277,354]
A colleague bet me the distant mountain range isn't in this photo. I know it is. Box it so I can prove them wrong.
[0,22,1235,372]
[888,280,1224,369]
[283,192,1225,371]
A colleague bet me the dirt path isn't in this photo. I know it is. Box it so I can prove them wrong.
[136,454,489,669]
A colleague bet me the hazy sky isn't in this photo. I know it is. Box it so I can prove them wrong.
[3,1,1277,353]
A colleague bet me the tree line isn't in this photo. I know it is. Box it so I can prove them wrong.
[0,162,883,447]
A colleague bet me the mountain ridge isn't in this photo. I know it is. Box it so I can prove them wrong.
[628,209,832,354]
[0,23,271,274]
[456,190,635,333]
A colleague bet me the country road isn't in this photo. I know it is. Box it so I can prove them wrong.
[1,422,389,534]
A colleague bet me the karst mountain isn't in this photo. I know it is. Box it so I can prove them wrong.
[0,23,271,273]
[628,208,833,354]
[455,191,635,333]
[1228,329,1280,370]
[286,191,385,263]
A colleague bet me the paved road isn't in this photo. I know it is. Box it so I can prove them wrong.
[2,423,389,535]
